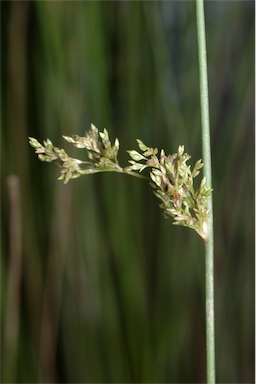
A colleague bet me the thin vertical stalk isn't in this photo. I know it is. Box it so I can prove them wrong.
[3,176,22,383]
[196,1,215,384]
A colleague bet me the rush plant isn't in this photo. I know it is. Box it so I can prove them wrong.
[29,2,215,383]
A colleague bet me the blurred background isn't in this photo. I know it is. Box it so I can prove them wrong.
[1,1,254,383]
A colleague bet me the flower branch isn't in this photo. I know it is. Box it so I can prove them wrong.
[29,124,212,241]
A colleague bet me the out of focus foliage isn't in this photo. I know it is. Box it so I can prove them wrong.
[1,1,254,383]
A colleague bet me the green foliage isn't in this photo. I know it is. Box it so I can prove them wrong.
[29,125,212,241]
[2,1,254,383]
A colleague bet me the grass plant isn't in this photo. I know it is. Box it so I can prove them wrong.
[29,2,216,381]
[2,1,254,383]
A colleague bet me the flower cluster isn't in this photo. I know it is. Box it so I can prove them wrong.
[126,140,212,241]
[29,125,212,241]
[29,124,122,183]
[63,124,121,172]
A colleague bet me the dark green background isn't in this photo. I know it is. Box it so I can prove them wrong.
[1,1,254,383]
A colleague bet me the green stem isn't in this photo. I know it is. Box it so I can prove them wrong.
[196,1,215,383]
[125,171,148,180]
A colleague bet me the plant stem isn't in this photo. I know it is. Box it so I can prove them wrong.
[196,1,215,383]
[4,176,22,383]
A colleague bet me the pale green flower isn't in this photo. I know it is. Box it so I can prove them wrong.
[29,124,212,240]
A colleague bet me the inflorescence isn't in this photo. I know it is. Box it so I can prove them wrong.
[29,124,212,242]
